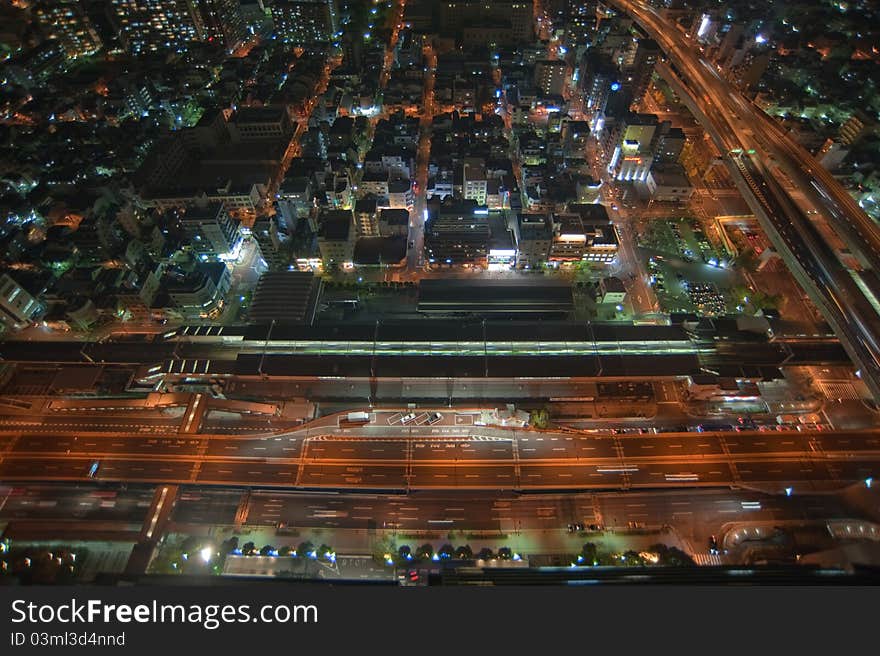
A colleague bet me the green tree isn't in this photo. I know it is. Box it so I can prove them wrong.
[454,545,473,560]
[416,543,434,560]
[476,547,495,561]
[260,545,275,556]
[438,544,455,559]
[398,545,412,561]
[530,407,550,429]
[497,547,512,560]
[279,545,293,557]
[297,541,315,558]
[580,543,600,566]
[620,550,645,566]
[734,246,760,272]
[241,541,256,556]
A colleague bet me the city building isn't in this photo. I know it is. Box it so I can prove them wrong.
[317,210,355,266]
[228,106,295,141]
[109,0,203,55]
[252,217,289,270]
[352,237,408,269]
[271,0,339,44]
[276,176,314,230]
[194,0,247,51]
[627,38,660,103]
[248,271,322,325]
[0,274,43,331]
[5,41,68,86]
[463,158,488,206]
[549,214,618,265]
[34,0,103,59]
[487,214,517,270]
[599,276,627,305]
[839,110,877,147]
[386,179,414,210]
[379,209,410,237]
[646,165,694,202]
[579,51,619,130]
[438,0,532,42]
[608,113,659,182]
[534,60,568,97]
[424,202,490,267]
[163,262,231,320]
[354,197,379,236]
[515,213,553,269]
[654,126,686,164]
[175,203,242,261]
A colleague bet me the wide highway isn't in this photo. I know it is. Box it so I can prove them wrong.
[0,426,876,492]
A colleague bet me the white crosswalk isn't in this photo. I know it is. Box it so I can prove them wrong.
[692,553,723,566]
[816,381,862,401]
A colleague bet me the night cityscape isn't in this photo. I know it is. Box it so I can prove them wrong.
[1,0,880,587]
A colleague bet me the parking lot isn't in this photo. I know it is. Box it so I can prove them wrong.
[386,411,445,427]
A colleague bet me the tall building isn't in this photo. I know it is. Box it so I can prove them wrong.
[175,203,242,260]
[627,38,659,103]
[607,112,659,182]
[110,0,203,55]
[438,1,532,42]
[271,0,339,44]
[194,0,247,51]
[579,51,618,129]
[252,217,289,270]
[534,60,569,97]
[317,210,355,266]
[562,0,598,51]
[654,126,686,164]
[34,1,103,59]
[515,213,553,269]
[424,202,490,266]
[503,0,534,42]
[715,23,744,67]
[463,158,488,206]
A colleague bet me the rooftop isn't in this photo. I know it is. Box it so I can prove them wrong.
[419,279,574,316]
[248,271,321,325]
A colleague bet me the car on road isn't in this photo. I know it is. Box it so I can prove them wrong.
[401,413,417,424]
[427,412,443,424]
[88,461,100,478]
[709,535,719,554]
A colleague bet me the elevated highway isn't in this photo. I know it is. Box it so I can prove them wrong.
[606,0,880,401]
